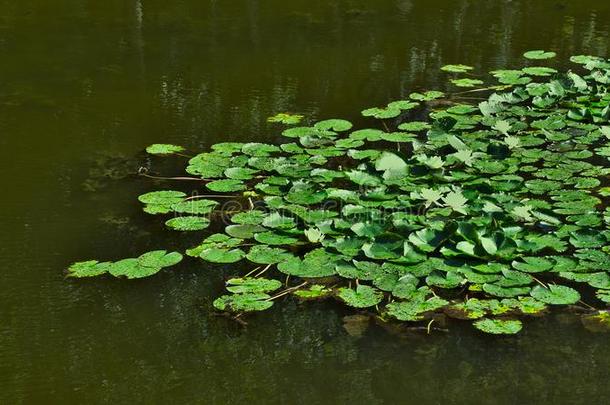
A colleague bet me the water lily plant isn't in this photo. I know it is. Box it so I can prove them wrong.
[68,52,610,335]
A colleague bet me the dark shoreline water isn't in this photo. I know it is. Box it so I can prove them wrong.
[1,1,609,403]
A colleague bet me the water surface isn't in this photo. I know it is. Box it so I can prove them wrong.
[1,1,609,403]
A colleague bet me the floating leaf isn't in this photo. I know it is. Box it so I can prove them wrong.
[522,66,557,76]
[398,121,431,131]
[108,251,183,279]
[246,245,292,264]
[146,144,185,155]
[337,285,383,308]
[225,277,282,294]
[473,318,523,334]
[200,248,245,263]
[231,210,266,225]
[138,190,186,214]
[386,297,448,321]
[451,78,484,88]
[293,284,332,299]
[213,293,273,312]
[171,199,218,215]
[441,64,474,73]
[165,216,210,231]
[530,285,580,305]
[254,231,299,246]
[226,224,266,239]
[67,260,111,278]
[262,213,296,229]
[267,113,304,125]
[511,257,554,273]
[523,50,557,60]
[315,119,353,132]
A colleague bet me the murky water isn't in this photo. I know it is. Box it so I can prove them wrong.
[1,1,609,403]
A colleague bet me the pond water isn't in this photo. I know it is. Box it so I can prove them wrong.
[1,1,609,403]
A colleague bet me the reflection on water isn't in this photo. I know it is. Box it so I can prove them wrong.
[0,1,609,403]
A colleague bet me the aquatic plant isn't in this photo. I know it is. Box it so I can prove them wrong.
[68,52,610,334]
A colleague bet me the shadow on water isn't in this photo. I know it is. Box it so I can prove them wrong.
[0,0,609,403]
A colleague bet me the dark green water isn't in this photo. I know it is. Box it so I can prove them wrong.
[1,1,609,403]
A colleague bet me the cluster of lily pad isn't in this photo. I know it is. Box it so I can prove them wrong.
[68,52,610,335]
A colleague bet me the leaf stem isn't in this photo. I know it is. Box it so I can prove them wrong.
[267,281,308,301]
[139,173,203,181]
[244,266,261,278]
[254,264,273,278]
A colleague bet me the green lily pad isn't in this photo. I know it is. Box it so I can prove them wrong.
[441,64,474,73]
[231,210,266,225]
[165,216,210,231]
[225,277,282,294]
[522,66,557,76]
[386,297,449,321]
[530,285,580,305]
[511,257,554,273]
[199,248,245,263]
[473,318,523,334]
[293,284,332,299]
[267,113,304,125]
[145,144,185,155]
[138,190,187,205]
[108,251,183,279]
[262,213,296,229]
[246,245,292,264]
[226,224,266,239]
[314,119,353,132]
[523,50,556,60]
[206,179,245,192]
[213,293,273,312]
[66,260,112,278]
[254,231,299,246]
[451,78,484,88]
[337,285,383,308]
[171,199,218,215]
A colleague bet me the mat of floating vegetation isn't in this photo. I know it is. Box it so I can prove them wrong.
[68,52,610,335]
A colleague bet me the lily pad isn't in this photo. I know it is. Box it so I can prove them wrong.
[66,260,112,278]
[337,285,383,308]
[441,64,474,73]
[386,297,448,321]
[225,277,282,294]
[523,50,556,60]
[293,284,332,300]
[206,179,245,192]
[108,251,183,279]
[267,113,304,125]
[530,285,580,305]
[200,248,245,263]
[213,293,273,312]
[165,216,210,231]
[146,144,185,155]
[473,318,523,334]
[246,245,292,264]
